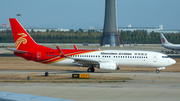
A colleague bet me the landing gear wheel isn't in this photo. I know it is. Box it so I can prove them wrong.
[156,70,160,73]
[87,67,95,72]
[91,68,95,72]
[87,68,91,72]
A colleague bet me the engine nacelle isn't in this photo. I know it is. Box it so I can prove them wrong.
[98,62,120,70]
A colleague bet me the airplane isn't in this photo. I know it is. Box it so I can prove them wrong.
[7,18,176,74]
[160,33,180,50]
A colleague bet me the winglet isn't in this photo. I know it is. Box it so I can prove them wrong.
[73,45,77,50]
[56,46,66,57]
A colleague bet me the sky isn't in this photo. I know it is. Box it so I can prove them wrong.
[1,0,180,30]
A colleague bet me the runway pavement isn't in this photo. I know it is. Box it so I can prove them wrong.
[0,71,180,101]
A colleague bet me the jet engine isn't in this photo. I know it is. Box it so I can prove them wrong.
[98,62,120,70]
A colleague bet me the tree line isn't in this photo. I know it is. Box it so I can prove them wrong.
[0,29,180,44]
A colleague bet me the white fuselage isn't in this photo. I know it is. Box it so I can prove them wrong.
[163,44,180,50]
[51,50,176,68]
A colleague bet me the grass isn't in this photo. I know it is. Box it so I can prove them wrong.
[0,80,126,83]
[0,75,132,80]
[0,75,131,83]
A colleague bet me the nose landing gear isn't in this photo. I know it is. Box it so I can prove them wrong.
[156,70,160,73]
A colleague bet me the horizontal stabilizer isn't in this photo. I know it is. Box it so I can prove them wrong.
[6,48,28,53]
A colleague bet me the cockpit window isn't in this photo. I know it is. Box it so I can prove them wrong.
[162,56,169,58]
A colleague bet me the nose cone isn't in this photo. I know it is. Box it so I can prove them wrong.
[169,58,176,65]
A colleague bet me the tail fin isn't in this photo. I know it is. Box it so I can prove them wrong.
[160,33,171,45]
[9,18,37,50]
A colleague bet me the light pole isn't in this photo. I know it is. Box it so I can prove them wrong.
[16,14,21,21]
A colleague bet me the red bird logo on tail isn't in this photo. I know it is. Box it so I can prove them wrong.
[15,33,27,49]
[162,38,165,43]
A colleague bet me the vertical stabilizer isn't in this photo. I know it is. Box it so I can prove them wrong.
[9,18,37,50]
[160,33,171,45]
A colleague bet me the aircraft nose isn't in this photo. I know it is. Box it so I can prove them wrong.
[169,58,176,65]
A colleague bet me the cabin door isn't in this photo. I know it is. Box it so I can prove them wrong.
[37,52,41,60]
[153,54,157,62]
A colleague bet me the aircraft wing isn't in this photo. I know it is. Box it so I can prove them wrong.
[6,48,28,53]
[71,58,112,66]
[0,91,73,101]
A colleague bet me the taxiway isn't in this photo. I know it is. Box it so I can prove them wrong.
[0,71,180,101]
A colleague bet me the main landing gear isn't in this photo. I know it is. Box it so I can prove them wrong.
[87,65,95,72]
[156,70,160,73]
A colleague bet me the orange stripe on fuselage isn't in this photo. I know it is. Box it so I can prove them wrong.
[40,50,99,64]
[40,56,60,63]
[42,57,67,64]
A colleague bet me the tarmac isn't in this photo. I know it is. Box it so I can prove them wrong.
[0,71,180,101]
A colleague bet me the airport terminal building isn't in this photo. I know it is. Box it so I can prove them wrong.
[0,24,180,33]
[118,24,180,33]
